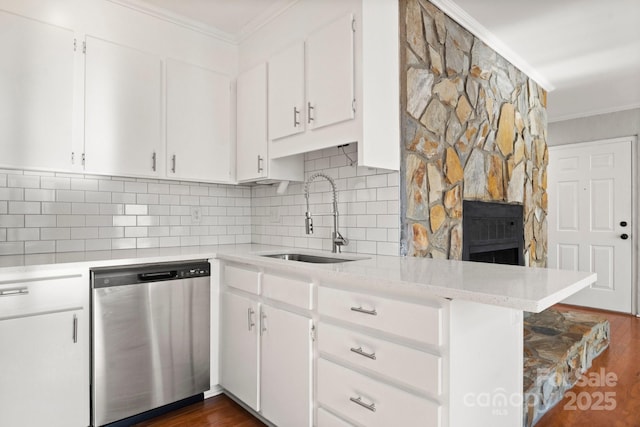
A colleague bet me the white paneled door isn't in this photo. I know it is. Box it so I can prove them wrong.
[548,137,634,313]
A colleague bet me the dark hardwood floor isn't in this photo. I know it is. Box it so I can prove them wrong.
[135,304,639,427]
[134,395,264,427]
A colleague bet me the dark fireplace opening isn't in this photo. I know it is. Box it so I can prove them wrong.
[462,201,524,266]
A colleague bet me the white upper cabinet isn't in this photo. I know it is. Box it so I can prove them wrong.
[0,11,75,172]
[242,0,400,171]
[268,43,305,141]
[237,63,268,181]
[166,59,232,183]
[84,37,162,178]
[237,62,303,183]
[306,14,355,131]
[267,14,354,140]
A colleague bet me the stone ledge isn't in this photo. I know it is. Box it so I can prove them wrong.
[523,309,610,426]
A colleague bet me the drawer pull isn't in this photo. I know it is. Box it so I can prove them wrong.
[350,346,376,360]
[0,287,29,297]
[350,306,377,316]
[350,396,376,412]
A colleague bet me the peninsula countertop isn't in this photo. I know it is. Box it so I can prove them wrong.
[0,244,596,313]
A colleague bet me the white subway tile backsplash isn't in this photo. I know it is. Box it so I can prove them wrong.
[113,216,136,227]
[125,227,148,238]
[99,180,124,192]
[72,203,100,215]
[25,240,55,254]
[42,202,72,215]
[0,188,24,200]
[112,192,136,204]
[7,228,39,241]
[42,228,71,240]
[0,242,24,255]
[71,178,99,191]
[8,174,40,188]
[56,190,85,203]
[86,191,112,203]
[57,215,85,227]
[100,204,124,215]
[125,182,148,193]
[9,202,40,214]
[1,149,389,256]
[41,177,71,190]
[71,227,99,240]
[125,204,148,215]
[99,227,124,239]
[56,239,85,253]
[25,215,57,228]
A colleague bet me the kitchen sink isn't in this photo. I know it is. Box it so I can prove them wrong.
[260,253,358,264]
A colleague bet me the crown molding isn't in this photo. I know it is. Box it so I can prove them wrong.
[548,103,640,123]
[429,0,555,92]
[107,0,300,45]
[237,0,300,43]
[106,0,236,43]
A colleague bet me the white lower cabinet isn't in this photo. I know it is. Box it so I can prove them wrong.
[317,358,441,427]
[260,305,312,427]
[220,291,260,411]
[0,272,89,427]
[219,263,313,427]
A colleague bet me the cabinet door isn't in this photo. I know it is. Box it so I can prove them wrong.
[236,63,267,181]
[306,14,355,130]
[84,36,161,177]
[0,11,74,172]
[220,292,260,411]
[0,310,87,427]
[260,305,312,427]
[167,59,232,183]
[268,42,305,140]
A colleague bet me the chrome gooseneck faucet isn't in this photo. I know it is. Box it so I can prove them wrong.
[304,173,348,253]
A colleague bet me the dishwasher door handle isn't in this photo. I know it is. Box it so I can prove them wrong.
[138,271,178,281]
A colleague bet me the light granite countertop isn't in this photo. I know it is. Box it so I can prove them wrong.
[0,244,596,312]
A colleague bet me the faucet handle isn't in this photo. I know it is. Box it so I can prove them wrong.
[305,212,314,235]
[334,232,348,246]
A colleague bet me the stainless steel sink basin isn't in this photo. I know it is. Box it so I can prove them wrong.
[260,253,357,264]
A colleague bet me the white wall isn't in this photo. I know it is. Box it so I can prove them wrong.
[548,108,640,146]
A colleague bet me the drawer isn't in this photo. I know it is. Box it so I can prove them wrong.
[317,408,352,427]
[262,272,313,309]
[223,264,260,294]
[0,273,85,320]
[317,358,441,427]
[318,323,441,396]
[318,287,442,346]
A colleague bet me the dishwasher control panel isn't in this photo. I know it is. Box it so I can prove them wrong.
[91,260,210,288]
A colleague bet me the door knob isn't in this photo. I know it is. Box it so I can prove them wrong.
[621,234,629,240]
[620,221,628,227]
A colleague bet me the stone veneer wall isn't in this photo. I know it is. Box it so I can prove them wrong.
[400,0,549,267]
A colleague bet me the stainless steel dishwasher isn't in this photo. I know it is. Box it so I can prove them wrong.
[90,260,210,426]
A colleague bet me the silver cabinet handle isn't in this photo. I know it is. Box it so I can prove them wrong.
[152,152,156,172]
[350,396,376,412]
[257,155,264,173]
[260,311,267,336]
[171,154,176,173]
[350,306,377,316]
[72,314,78,343]
[247,308,255,331]
[0,287,29,297]
[350,346,376,360]
[307,102,314,123]
[293,107,300,127]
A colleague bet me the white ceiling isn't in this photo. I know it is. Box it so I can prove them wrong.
[129,0,640,123]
